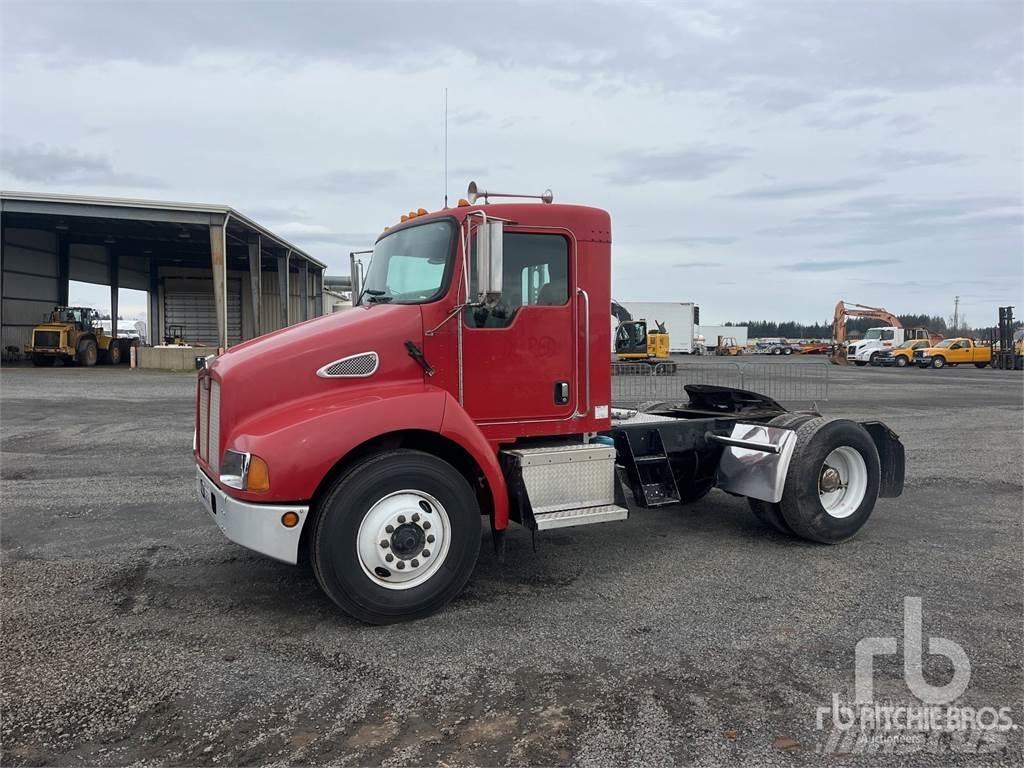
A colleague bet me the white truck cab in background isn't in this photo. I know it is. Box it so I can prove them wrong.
[847,326,904,366]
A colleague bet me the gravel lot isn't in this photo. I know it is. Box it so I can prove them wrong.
[2,358,1022,766]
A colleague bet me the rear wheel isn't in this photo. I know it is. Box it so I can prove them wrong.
[106,342,122,365]
[77,338,97,367]
[783,347,793,355]
[311,449,481,624]
[772,348,782,355]
[778,419,880,544]
[747,412,820,535]
[974,362,988,369]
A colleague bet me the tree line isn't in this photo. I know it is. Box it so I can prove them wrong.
[722,314,1017,340]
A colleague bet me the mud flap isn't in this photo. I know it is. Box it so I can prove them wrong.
[861,421,905,498]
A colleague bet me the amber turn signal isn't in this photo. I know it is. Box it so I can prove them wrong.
[281,511,300,528]
[246,455,270,493]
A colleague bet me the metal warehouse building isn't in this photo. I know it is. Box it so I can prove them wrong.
[0,191,326,354]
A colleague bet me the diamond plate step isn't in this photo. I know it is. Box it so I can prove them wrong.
[534,504,628,531]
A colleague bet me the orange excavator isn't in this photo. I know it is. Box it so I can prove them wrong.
[830,301,940,365]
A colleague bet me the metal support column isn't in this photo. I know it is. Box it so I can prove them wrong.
[299,259,309,321]
[276,248,290,330]
[149,258,160,345]
[209,220,228,349]
[57,234,70,305]
[315,268,324,316]
[109,249,119,339]
[247,234,262,338]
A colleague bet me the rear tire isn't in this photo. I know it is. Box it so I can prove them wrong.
[974,362,988,369]
[311,449,481,624]
[778,419,880,544]
[77,338,98,367]
[106,342,122,365]
[746,412,820,536]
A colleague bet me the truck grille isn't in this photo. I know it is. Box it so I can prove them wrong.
[34,331,60,348]
[197,377,222,471]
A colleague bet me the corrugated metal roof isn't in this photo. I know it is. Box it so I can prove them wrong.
[0,190,325,269]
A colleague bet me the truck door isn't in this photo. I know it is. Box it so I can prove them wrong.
[461,230,577,423]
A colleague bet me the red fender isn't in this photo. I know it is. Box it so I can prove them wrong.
[223,384,509,531]
[225,383,447,503]
[439,392,509,530]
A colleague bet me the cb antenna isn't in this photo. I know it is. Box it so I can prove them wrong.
[443,87,448,208]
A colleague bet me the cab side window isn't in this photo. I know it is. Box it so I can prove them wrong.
[466,233,569,329]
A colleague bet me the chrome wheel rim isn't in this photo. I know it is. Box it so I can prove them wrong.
[818,447,868,519]
[356,490,451,590]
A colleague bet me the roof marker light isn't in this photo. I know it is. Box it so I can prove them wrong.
[417,207,428,216]
[457,198,470,207]
[400,214,409,222]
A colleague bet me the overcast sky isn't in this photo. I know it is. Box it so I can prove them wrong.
[2,0,1021,324]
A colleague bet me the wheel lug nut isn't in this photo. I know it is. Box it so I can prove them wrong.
[412,513,420,522]
[422,521,431,530]
[385,554,394,562]
[422,549,430,558]
[385,525,394,533]
[380,540,389,548]
[427,535,435,543]
[397,515,406,524]
[397,561,405,570]
[411,559,419,568]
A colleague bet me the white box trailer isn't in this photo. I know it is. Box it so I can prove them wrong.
[699,325,749,350]
[620,302,698,354]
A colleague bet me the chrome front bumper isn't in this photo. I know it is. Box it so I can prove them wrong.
[195,465,309,564]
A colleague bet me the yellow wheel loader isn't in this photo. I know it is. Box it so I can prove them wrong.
[25,306,135,367]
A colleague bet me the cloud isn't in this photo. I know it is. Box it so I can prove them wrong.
[658,236,736,247]
[306,169,397,193]
[731,81,821,113]
[671,261,720,269]
[271,222,378,246]
[605,147,744,184]
[729,176,880,200]
[863,149,967,169]
[0,144,163,187]
[787,257,901,272]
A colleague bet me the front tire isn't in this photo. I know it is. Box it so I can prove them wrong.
[931,356,946,369]
[895,356,908,368]
[779,419,880,544]
[854,361,867,367]
[311,449,481,624]
[77,338,97,367]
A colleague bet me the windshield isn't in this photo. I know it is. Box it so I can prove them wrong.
[864,328,884,340]
[895,340,915,349]
[361,220,455,304]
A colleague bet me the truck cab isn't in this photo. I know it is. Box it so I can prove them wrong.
[193,188,905,624]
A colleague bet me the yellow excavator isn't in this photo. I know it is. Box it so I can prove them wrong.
[611,300,676,373]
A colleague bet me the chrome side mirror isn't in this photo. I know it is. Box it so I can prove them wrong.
[475,219,503,302]
[349,251,366,306]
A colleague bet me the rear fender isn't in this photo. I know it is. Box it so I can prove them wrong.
[860,421,905,498]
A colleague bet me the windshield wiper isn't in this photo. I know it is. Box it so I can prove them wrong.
[360,289,393,305]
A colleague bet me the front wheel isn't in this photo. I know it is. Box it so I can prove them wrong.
[778,419,880,544]
[311,449,481,624]
[854,361,867,367]
[931,356,946,369]
[895,356,908,368]
[77,338,97,367]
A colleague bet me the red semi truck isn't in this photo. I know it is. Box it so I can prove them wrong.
[194,186,905,624]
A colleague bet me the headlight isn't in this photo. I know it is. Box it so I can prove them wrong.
[220,450,270,492]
